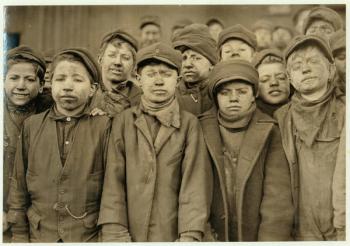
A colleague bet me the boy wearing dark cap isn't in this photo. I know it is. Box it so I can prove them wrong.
[139,15,162,48]
[98,42,212,242]
[303,6,343,40]
[251,19,274,51]
[200,59,293,241]
[3,45,52,242]
[92,29,142,117]
[7,48,111,242]
[172,23,217,116]
[275,35,345,240]
[252,48,291,116]
[330,30,346,93]
[218,24,257,63]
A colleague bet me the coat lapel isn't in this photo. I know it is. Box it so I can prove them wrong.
[154,126,176,155]
[134,110,154,148]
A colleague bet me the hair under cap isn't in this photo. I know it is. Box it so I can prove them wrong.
[53,47,102,84]
[140,15,161,29]
[136,42,182,73]
[208,59,259,100]
[252,48,284,68]
[172,23,218,65]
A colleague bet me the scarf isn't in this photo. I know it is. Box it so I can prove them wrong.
[218,102,256,130]
[256,98,288,117]
[141,95,180,128]
[6,97,36,114]
[291,85,336,147]
[102,84,131,116]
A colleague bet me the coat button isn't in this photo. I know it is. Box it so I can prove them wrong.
[66,117,71,122]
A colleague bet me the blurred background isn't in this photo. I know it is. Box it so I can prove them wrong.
[4,4,346,57]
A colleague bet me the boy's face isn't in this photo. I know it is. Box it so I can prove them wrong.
[51,60,96,115]
[100,42,134,91]
[255,28,272,49]
[287,45,330,100]
[208,22,223,41]
[334,49,346,81]
[5,62,42,106]
[217,81,255,117]
[257,62,290,104]
[221,39,254,62]
[306,19,335,40]
[181,49,213,84]
[138,63,178,103]
[272,28,293,50]
[141,24,161,47]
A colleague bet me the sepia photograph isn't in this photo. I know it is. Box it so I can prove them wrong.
[1,2,347,243]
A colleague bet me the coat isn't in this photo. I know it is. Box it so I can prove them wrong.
[199,107,294,241]
[7,108,111,242]
[98,104,213,242]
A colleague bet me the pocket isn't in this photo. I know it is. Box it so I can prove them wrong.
[83,211,99,229]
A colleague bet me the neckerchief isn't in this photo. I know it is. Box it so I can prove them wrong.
[218,102,256,130]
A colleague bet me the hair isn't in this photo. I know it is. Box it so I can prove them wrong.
[137,59,179,75]
[6,57,45,85]
[98,38,137,65]
[260,55,284,65]
[50,53,94,84]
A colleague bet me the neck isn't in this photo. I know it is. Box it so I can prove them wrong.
[55,103,86,117]
[141,95,175,111]
[301,85,328,102]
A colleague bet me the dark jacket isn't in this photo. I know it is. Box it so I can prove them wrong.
[7,108,111,242]
[199,107,294,241]
[98,104,213,242]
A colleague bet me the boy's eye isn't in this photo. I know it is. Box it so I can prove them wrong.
[260,76,270,83]
[121,55,131,60]
[237,90,247,95]
[26,78,36,82]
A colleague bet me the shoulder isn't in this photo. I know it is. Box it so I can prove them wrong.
[255,108,277,125]
[198,106,217,123]
[273,102,292,122]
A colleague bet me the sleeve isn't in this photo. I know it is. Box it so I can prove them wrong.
[178,117,213,240]
[6,121,31,242]
[333,126,345,240]
[258,125,294,241]
[97,115,131,242]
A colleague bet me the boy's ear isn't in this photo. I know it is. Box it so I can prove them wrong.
[89,83,97,97]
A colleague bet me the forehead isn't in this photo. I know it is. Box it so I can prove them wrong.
[7,62,36,74]
[54,60,88,74]
[104,42,133,54]
[222,39,250,48]
[289,45,326,60]
[182,49,206,58]
[220,81,252,90]
[308,19,334,27]
[258,62,285,73]
[208,22,223,29]
[141,62,176,72]
[142,24,160,32]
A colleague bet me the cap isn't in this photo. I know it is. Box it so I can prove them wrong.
[218,24,257,50]
[273,24,295,36]
[284,34,334,63]
[100,29,138,51]
[251,19,274,32]
[172,23,218,65]
[252,48,284,68]
[206,17,225,27]
[140,15,161,29]
[172,19,193,31]
[136,42,182,72]
[303,6,343,34]
[6,45,47,81]
[208,59,259,99]
[329,29,345,54]
[53,48,102,84]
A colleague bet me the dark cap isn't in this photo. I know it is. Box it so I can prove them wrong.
[136,42,182,72]
[208,59,259,99]
[251,19,274,32]
[53,48,102,84]
[100,29,138,51]
[172,19,193,31]
[329,29,345,54]
[303,6,343,34]
[140,15,161,29]
[172,23,218,65]
[206,17,225,27]
[218,24,257,50]
[284,34,334,63]
[252,48,284,68]
[6,45,46,81]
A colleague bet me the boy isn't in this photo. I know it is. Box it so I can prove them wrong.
[98,42,213,242]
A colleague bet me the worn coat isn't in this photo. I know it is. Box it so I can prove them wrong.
[199,107,294,241]
[7,108,111,242]
[98,104,213,242]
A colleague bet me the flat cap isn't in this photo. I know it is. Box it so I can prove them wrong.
[140,15,161,29]
[284,34,334,63]
[251,19,274,32]
[6,45,46,80]
[172,23,218,64]
[218,24,257,50]
[329,29,345,54]
[208,59,259,99]
[303,6,343,34]
[136,42,182,72]
[100,29,138,51]
[206,17,225,27]
[252,48,284,68]
[53,48,102,84]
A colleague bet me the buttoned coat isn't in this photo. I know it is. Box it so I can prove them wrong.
[199,107,294,241]
[98,104,213,242]
[7,108,111,242]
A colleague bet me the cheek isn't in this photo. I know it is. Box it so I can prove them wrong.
[217,95,228,109]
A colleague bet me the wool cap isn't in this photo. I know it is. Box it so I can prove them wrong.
[284,34,334,63]
[172,19,193,31]
[251,19,274,32]
[206,17,225,27]
[302,6,343,34]
[6,45,46,82]
[208,59,259,99]
[218,24,257,50]
[329,29,345,54]
[140,15,161,29]
[100,29,138,51]
[53,48,102,84]
[172,23,218,65]
[136,42,182,73]
[252,48,284,68]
